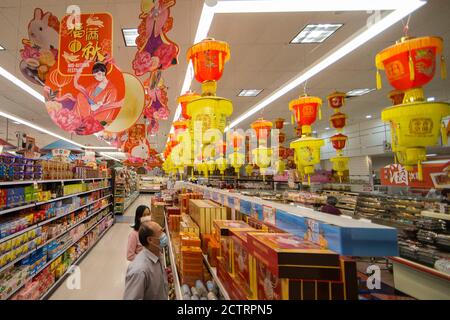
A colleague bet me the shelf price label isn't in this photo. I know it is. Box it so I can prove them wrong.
[263,205,276,225]
[234,197,240,211]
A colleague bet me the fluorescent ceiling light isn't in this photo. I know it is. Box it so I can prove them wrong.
[427,97,436,102]
[325,127,330,130]
[426,154,438,157]
[122,28,138,47]
[0,66,44,102]
[0,110,117,150]
[238,89,263,97]
[291,24,343,44]
[0,44,5,51]
[347,88,376,97]
[366,115,372,119]
[168,0,426,137]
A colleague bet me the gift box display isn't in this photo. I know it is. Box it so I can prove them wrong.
[188,200,229,235]
[179,192,203,214]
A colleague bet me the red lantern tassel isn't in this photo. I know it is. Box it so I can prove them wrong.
[441,122,448,145]
[417,161,423,181]
[376,70,382,90]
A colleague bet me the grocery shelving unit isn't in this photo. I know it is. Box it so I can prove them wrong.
[139,176,166,193]
[321,190,358,215]
[165,214,182,300]
[113,168,139,215]
[0,175,114,300]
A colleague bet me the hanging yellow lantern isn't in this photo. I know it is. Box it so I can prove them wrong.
[376,36,450,180]
[290,137,324,185]
[274,159,286,175]
[252,147,272,180]
[186,38,233,134]
[330,156,349,183]
[228,151,245,178]
[245,164,254,176]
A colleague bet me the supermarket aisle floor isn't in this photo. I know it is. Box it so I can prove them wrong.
[49,194,151,300]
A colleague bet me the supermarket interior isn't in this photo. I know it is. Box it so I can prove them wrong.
[0,0,450,302]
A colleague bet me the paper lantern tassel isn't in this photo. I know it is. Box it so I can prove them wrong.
[442,122,448,145]
[417,161,423,181]
[376,70,382,90]
[409,52,415,81]
[441,55,447,80]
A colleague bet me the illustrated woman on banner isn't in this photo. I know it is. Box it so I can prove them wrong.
[74,58,123,125]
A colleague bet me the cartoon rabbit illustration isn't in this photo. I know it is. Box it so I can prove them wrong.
[28,8,60,50]
[131,139,149,159]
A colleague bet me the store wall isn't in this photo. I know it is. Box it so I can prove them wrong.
[321,155,372,182]
[319,118,391,160]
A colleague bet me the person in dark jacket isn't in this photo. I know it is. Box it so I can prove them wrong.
[320,196,342,216]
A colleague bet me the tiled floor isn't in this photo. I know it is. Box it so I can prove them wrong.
[49,194,153,300]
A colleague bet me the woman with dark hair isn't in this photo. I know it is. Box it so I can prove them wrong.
[127,205,151,261]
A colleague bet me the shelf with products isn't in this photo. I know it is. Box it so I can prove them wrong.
[139,176,167,193]
[0,155,110,185]
[2,213,114,300]
[0,178,111,187]
[1,189,112,244]
[0,201,112,275]
[177,182,398,257]
[113,167,139,215]
[0,179,111,216]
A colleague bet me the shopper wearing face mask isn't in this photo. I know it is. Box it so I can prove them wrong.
[123,221,169,300]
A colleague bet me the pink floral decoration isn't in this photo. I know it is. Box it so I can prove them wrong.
[21,44,40,60]
[52,108,82,133]
[154,43,177,70]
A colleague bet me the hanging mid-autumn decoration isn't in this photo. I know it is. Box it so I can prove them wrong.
[20,8,60,86]
[289,95,324,184]
[376,36,449,180]
[250,118,273,180]
[186,38,233,133]
[43,12,128,135]
[228,131,245,178]
[327,91,349,182]
[273,118,287,174]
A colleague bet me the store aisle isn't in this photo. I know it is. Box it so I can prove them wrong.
[49,194,151,300]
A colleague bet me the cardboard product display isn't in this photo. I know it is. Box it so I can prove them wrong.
[246,232,358,300]
[230,229,265,299]
[168,215,181,232]
[201,233,212,254]
[151,201,166,227]
[179,192,203,214]
[188,200,229,235]
[167,206,181,216]
[212,220,254,274]
[180,214,200,237]
[207,236,220,267]
[180,232,203,287]
[216,257,248,300]
[180,232,201,247]
[246,216,286,233]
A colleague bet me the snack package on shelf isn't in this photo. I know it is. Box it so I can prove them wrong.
[180,215,200,237]
[179,192,203,214]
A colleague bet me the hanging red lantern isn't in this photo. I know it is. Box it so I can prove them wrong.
[230,131,244,149]
[274,118,285,130]
[217,141,227,155]
[327,91,346,112]
[278,146,287,159]
[330,134,348,152]
[375,36,445,91]
[251,118,273,142]
[330,112,347,130]
[177,91,200,120]
[289,95,322,135]
[187,38,230,84]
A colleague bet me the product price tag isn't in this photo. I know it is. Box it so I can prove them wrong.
[33,181,38,190]
[263,205,276,225]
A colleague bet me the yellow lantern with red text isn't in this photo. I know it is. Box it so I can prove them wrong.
[290,137,324,185]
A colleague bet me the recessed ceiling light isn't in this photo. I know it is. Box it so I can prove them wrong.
[346,88,376,97]
[122,28,138,47]
[0,44,5,51]
[238,89,263,97]
[290,23,343,44]
[325,127,330,130]
[427,97,435,102]
[313,131,317,134]
[365,115,372,119]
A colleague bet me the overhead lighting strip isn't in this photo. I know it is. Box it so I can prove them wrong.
[0,110,118,150]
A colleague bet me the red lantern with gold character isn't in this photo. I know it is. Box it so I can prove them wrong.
[330,134,348,154]
[327,91,346,112]
[289,95,322,135]
[330,112,347,130]
[251,118,273,141]
[274,118,285,130]
[187,38,230,88]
